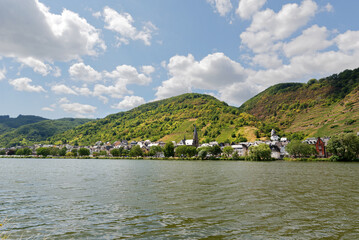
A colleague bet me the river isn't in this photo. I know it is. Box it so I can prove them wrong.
[0,158,358,239]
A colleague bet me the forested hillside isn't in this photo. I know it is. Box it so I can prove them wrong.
[0,118,93,147]
[50,93,264,146]
[239,68,359,137]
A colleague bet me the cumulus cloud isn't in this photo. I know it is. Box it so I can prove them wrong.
[51,84,78,95]
[335,30,359,53]
[155,53,250,100]
[251,54,282,69]
[0,0,105,62]
[207,0,233,16]
[105,65,152,85]
[0,67,6,80]
[112,95,146,110]
[324,3,334,12]
[42,107,54,112]
[93,82,132,103]
[236,0,267,20]
[141,65,155,75]
[69,62,102,82]
[102,6,157,46]
[9,77,46,93]
[283,25,333,58]
[60,102,97,115]
[17,57,54,76]
[240,0,318,53]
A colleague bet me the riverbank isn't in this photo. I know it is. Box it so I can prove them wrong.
[1,155,358,162]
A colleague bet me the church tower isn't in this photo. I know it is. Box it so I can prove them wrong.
[193,125,199,147]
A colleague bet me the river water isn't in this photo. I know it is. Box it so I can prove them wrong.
[0,158,358,239]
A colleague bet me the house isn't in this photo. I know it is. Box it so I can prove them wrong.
[269,144,281,159]
[270,129,280,141]
[231,144,248,156]
[315,137,330,158]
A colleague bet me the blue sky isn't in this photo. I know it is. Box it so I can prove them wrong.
[0,0,358,119]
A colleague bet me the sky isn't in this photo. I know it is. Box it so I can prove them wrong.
[0,0,358,119]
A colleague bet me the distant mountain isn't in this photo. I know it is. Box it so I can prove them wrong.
[0,118,93,148]
[239,68,359,138]
[0,115,47,135]
[50,93,262,146]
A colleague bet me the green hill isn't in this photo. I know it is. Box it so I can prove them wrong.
[0,115,47,134]
[0,118,93,147]
[239,68,359,138]
[50,93,262,146]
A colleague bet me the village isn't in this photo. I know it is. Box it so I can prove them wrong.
[0,126,333,159]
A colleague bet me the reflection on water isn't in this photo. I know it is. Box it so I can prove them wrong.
[0,159,358,239]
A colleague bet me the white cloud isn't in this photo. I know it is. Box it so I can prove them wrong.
[51,84,78,95]
[335,30,359,53]
[59,97,70,104]
[53,66,61,77]
[283,25,333,58]
[141,65,155,75]
[103,7,157,46]
[324,3,334,12]
[73,86,93,96]
[93,82,132,103]
[17,57,52,76]
[251,54,282,69]
[60,102,97,115]
[112,95,146,110]
[69,62,102,82]
[0,67,6,80]
[105,65,152,85]
[236,0,266,20]
[155,53,250,100]
[207,0,233,17]
[0,0,105,62]
[9,77,46,93]
[240,0,318,53]
[42,107,54,112]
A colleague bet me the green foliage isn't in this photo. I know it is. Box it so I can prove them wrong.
[0,149,5,155]
[49,93,260,146]
[248,144,272,161]
[198,149,207,159]
[78,148,90,156]
[110,148,121,157]
[36,147,51,157]
[59,147,67,156]
[163,142,175,157]
[208,145,222,156]
[0,118,92,148]
[175,145,197,157]
[149,145,163,156]
[327,134,359,161]
[222,146,234,157]
[71,149,78,157]
[129,145,143,157]
[286,140,316,158]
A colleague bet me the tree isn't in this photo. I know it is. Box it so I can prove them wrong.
[222,146,234,158]
[248,144,272,161]
[50,147,59,156]
[110,148,121,157]
[286,140,316,158]
[163,142,175,157]
[78,148,90,156]
[71,149,78,157]
[209,145,221,156]
[0,150,6,155]
[175,145,197,157]
[149,145,163,157]
[15,149,24,155]
[129,145,143,157]
[36,147,51,157]
[198,149,207,160]
[59,147,67,156]
[22,148,32,156]
[327,134,359,161]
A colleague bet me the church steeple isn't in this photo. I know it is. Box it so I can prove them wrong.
[193,125,199,147]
